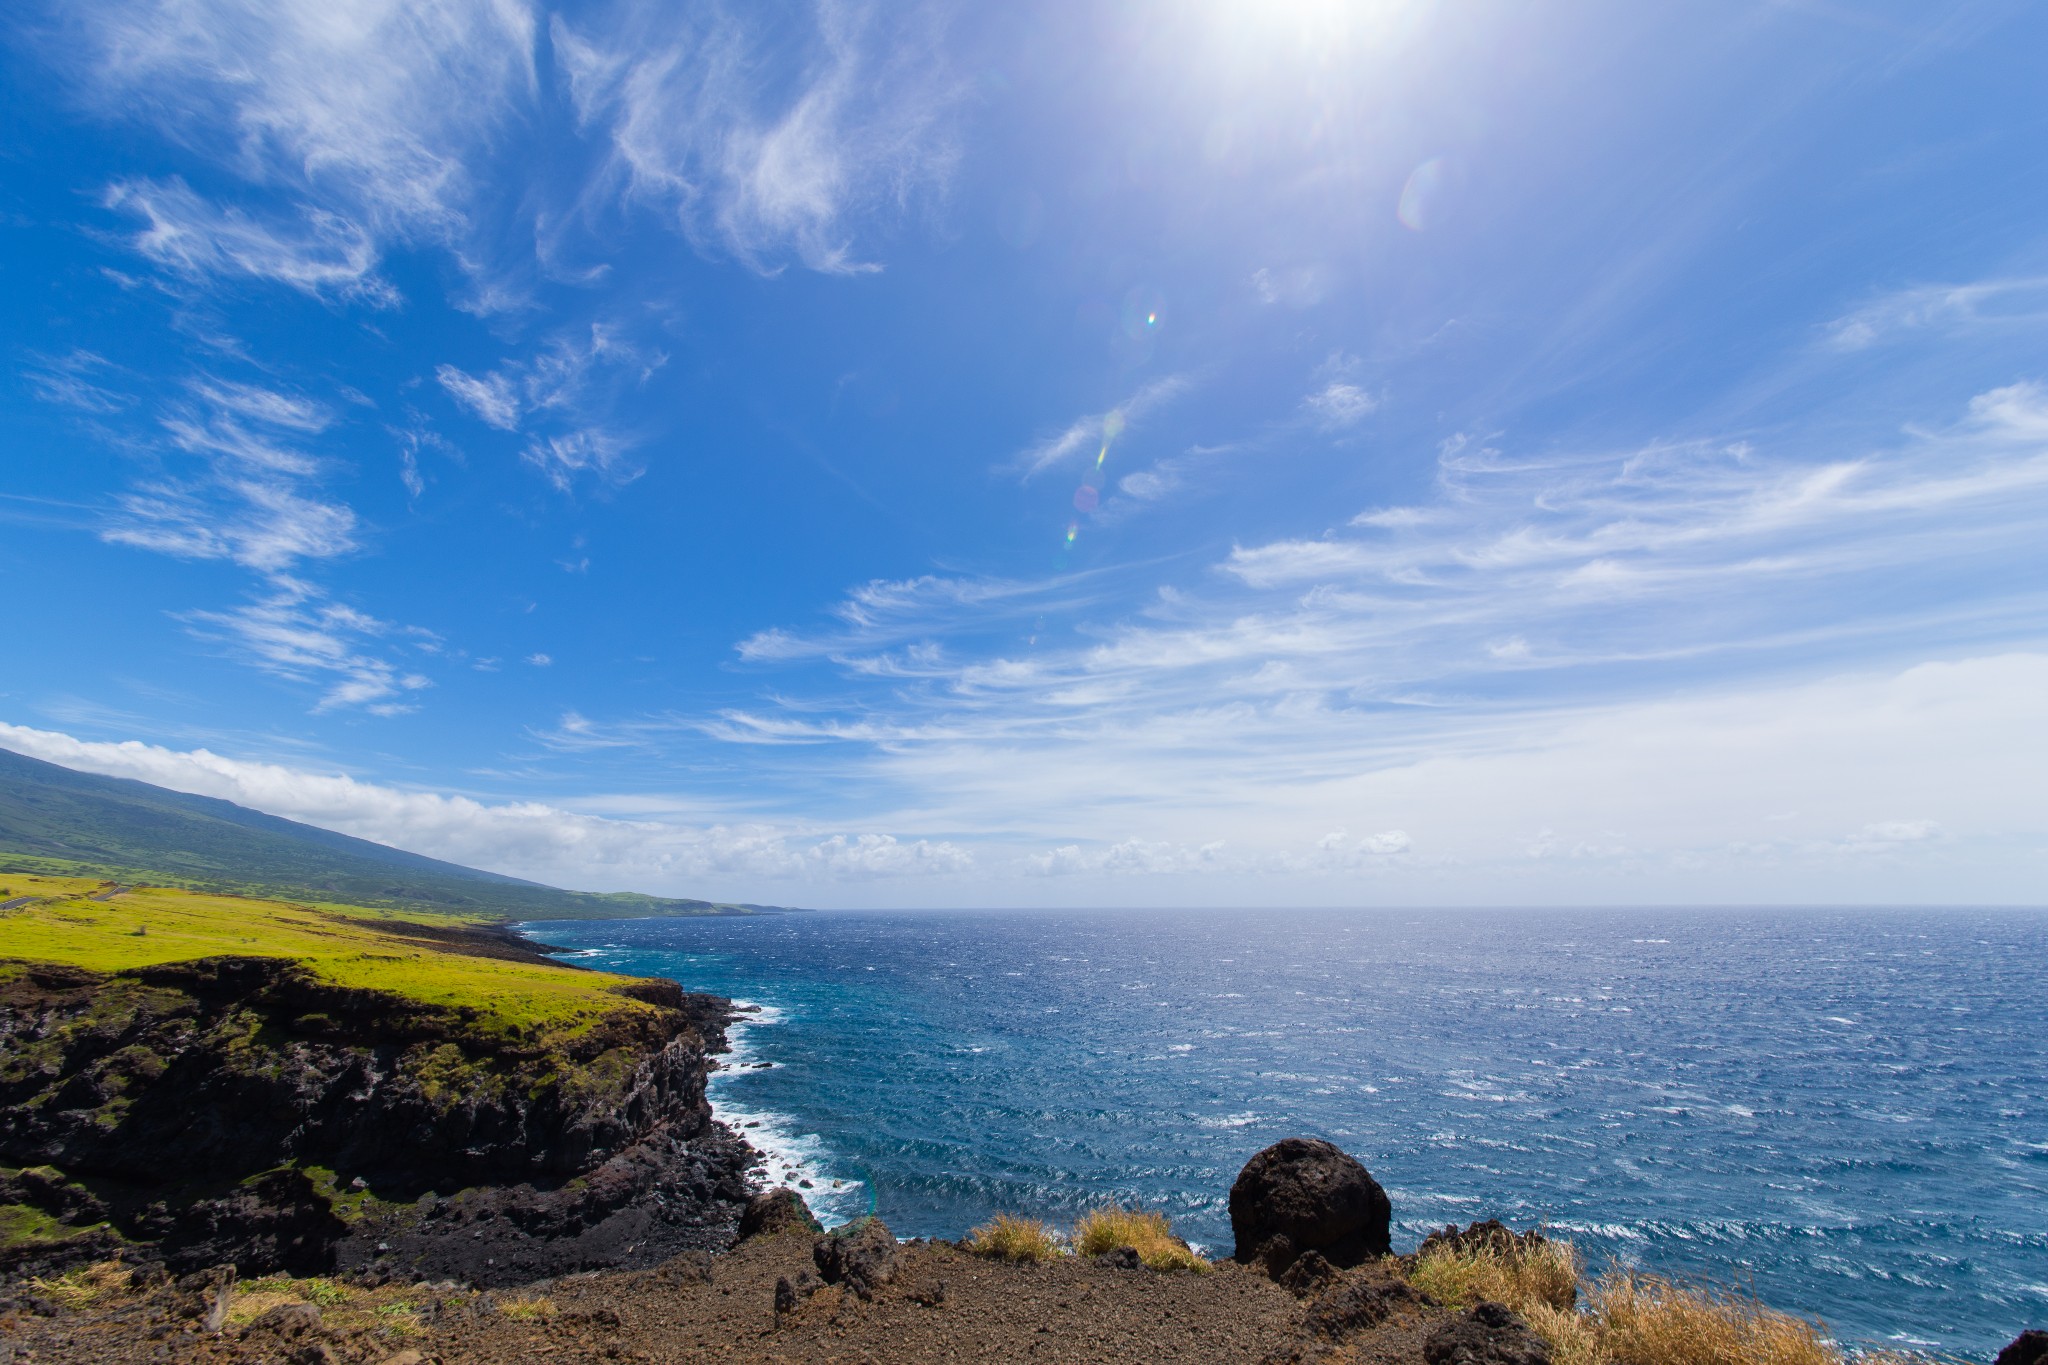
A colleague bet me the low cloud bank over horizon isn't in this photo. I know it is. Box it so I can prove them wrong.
[7,647,2043,909]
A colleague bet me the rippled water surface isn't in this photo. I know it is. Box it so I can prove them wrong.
[525,907,2048,1355]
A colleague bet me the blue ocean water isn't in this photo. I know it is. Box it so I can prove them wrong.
[524,907,2048,1357]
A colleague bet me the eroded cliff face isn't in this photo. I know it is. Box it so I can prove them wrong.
[0,958,755,1283]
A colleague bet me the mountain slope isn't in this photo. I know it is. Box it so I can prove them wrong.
[0,745,774,919]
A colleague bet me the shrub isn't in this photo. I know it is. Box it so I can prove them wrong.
[499,1294,557,1322]
[1410,1237,1580,1314]
[965,1214,1063,1263]
[1072,1205,1210,1273]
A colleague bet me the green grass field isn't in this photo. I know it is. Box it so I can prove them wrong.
[0,871,656,1037]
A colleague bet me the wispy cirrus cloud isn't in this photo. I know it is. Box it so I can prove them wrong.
[59,0,537,241]
[1825,274,2048,351]
[28,359,445,716]
[103,178,399,304]
[435,323,657,488]
[181,582,435,715]
[671,379,2048,897]
[735,572,1098,664]
[554,1,962,275]
[1010,375,1192,480]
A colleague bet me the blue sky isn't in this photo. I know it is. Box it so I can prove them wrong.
[3,0,2046,906]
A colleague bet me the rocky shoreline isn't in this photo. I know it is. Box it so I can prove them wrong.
[0,923,764,1287]
[7,1136,2044,1365]
[4,913,2043,1363]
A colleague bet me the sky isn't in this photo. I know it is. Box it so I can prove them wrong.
[2,0,2046,908]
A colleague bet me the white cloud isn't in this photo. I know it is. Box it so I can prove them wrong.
[435,365,520,430]
[1305,381,1377,429]
[555,2,961,274]
[527,652,553,667]
[104,178,397,303]
[179,581,433,715]
[1011,376,1192,480]
[0,722,979,895]
[523,430,634,490]
[97,377,359,573]
[1824,275,2048,350]
[435,326,650,487]
[25,350,130,413]
[66,0,536,242]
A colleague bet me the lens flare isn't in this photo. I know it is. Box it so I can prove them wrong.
[1398,156,1446,231]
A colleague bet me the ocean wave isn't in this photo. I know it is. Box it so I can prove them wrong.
[708,999,869,1228]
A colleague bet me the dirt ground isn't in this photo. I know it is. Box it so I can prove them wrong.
[0,1230,1448,1365]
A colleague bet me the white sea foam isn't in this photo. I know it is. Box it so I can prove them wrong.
[709,999,869,1228]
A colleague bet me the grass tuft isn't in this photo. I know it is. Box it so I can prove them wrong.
[964,1214,1064,1263]
[1590,1271,1838,1365]
[1410,1237,1580,1314]
[499,1294,557,1322]
[1072,1205,1210,1273]
[26,1260,128,1307]
[1404,1240,1929,1365]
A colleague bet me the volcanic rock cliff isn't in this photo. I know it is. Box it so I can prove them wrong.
[0,953,755,1285]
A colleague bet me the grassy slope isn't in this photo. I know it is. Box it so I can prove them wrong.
[0,870,653,1036]
[0,745,783,921]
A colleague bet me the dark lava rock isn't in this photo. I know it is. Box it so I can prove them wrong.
[773,1270,822,1315]
[814,1218,898,1301]
[1418,1220,1551,1261]
[1425,1301,1553,1365]
[1093,1246,1143,1270]
[1277,1249,1338,1299]
[741,1187,823,1240]
[1230,1138,1391,1274]
[1998,1331,2048,1365]
[1303,1266,1426,1339]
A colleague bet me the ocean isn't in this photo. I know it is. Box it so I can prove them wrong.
[522,906,2048,1356]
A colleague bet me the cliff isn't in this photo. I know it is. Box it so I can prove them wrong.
[0,873,756,1285]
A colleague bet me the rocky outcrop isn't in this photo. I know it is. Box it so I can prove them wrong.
[1999,1331,2048,1365]
[1425,1302,1553,1365]
[1302,1263,1429,1339]
[1230,1137,1392,1275]
[0,955,754,1282]
[1417,1219,1553,1262]
[814,1217,899,1301]
[741,1187,822,1240]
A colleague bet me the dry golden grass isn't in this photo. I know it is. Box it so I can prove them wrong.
[964,1213,1064,1263]
[499,1294,557,1322]
[1409,1238,1580,1314]
[1405,1242,1903,1365]
[1072,1205,1210,1273]
[1590,1271,1838,1365]
[26,1260,128,1307]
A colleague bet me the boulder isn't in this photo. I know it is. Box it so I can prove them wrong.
[1229,1138,1391,1273]
[1997,1331,2048,1365]
[1424,1302,1552,1365]
[813,1218,898,1301]
[740,1187,822,1240]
